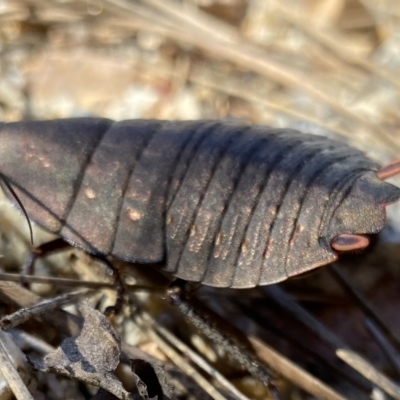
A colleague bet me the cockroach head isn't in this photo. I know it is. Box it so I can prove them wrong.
[328,171,400,252]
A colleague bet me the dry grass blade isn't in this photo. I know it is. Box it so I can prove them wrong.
[167,287,278,395]
[0,332,34,400]
[329,264,400,351]
[189,73,352,137]
[0,281,82,336]
[125,0,393,145]
[140,310,252,400]
[269,0,400,90]
[263,284,400,398]
[0,271,114,288]
[134,312,228,400]
[364,318,400,377]
[263,285,345,350]
[337,348,400,400]
[0,288,90,330]
[250,336,347,400]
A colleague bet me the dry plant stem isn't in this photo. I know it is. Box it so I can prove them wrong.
[0,272,115,289]
[134,313,228,400]
[167,288,281,400]
[329,264,400,351]
[231,298,369,393]
[364,318,400,377]
[190,74,352,138]
[107,0,352,112]
[127,0,395,147]
[0,281,82,336]
[0,272,157,296]
[249,336,347,400]
[0,282,162,362]
[21,236,126,315]
[269,0,400,90]
[263,285,345,349]
[337,349,400,400]
[7,0,400,149]
[0,331,34,400]
[264,284,400,399]
[0,282,188,393]
[140,311,252,400]
[0,288,90,330]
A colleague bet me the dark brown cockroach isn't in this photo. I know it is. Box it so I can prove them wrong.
[0,118,399,289]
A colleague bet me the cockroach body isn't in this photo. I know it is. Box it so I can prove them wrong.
[0,118,399,288]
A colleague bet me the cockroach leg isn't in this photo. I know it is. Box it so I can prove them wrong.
[331,234,370,252]
[377,159,400,180]
[166,280,282,400]
[98,256,125,316]
[22,238,70,287]
[23,239,125,314]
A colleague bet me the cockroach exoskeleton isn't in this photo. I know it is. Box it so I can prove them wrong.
[0,118,399,287]
[0,118,399,398]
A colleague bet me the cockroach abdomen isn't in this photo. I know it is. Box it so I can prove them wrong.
[0,118,399,288]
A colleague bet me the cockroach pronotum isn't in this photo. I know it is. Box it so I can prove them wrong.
[0,118,399,289]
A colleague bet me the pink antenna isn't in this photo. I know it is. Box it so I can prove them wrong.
[377,159,400,180]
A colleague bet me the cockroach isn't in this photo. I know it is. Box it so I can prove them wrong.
[0,118,399,289]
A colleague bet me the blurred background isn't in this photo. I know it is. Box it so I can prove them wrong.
[1,0,400,157]
[1,1,400,399]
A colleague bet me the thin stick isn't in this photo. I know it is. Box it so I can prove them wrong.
[265,283,400,399]
[0,281,82,336]
[337,349,400,400]
[167,286,281,399]
[365,318,400,377]
[0,289,90,330]
[250,336,347,400]
[140,311,252,400]
[0,272,115,288]
[0,332,34,400]
[134,312,229,400]
[329,264,400,351]
[0,272,160,292]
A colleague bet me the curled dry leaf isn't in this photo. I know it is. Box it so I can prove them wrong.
[30,300,132,400]
[131,359,173,400]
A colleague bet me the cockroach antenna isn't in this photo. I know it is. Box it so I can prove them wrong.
[377,159,400,181]
[2,178,34,246]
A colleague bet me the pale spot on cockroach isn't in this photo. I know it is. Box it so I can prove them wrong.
[220,215,240,260]
[215,231,223,246]
[213,231,224,258]
[241,238,249,255]
[85,188,96,199]
[190,224,198,237]
[111,161,121,172]
[289,224,304,246]
[166,213,173,225]
[127,208,142,221]
[264,238,274,258]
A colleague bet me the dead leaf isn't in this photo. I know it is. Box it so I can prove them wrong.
[30,300,132,400]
